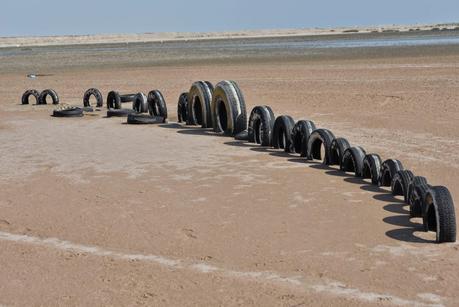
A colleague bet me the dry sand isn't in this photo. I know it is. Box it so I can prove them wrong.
[0,37,459,306]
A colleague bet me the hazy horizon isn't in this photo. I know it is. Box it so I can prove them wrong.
[1,0,458,37]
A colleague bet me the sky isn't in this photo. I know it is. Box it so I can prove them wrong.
[1,0,458,37]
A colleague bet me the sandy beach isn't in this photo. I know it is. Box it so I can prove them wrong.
[0,31,459,306]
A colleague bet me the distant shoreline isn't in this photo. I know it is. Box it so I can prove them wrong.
[1,23,458,48]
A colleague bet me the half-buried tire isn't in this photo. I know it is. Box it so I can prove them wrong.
[22,89,40,105]
[38,89,59,105]
[148,90,168,119]
[423,186,456,243]
[188,81,213,128]
[408,176,429,218]
[362,154,382,185]
[272,115,295,153]
[53,107,83,118]
[177,92,188,123]
[391,170,414,202]
[307,129,336,164]
[132,93,148,113]
[83,88,103,107]
[341,146,366,177]
[127,113,166,125]
[248,106,275,146]
[292,120,316,154]
[211,80,247,136]
[107,91,122,109]
[330,137,350,167]
[379,159,404,187]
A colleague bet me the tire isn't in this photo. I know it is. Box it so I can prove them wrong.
[341,146,366,177]
[188,81,213,128]
[148,90,168,118]
[38,89,59,105]
[177,92,188,123]
[272,115,295,153]
[307,128,336,164]
[211,80,247,136]
[408,176,429,218]
[127,113,166,125]
[330,137,351,166]
[292,120,317,154]
[235,130,249,141]
[391,170,414,202]
[83,88,103,107]
[52,107,83,117]
[379,159,404,187]
[107,91,121,109]
[248,106,275,146]
[120,94,136,103]
[106,108,136,117]
[82,106,94,112]
[132,92,148,113]
[423,186,456,243]
[22,89,40,105]
[362,154,382,185]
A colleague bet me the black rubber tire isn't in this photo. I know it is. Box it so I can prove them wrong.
[82,106,94,112]
[379,159,404,187]
[391,170,414,202]
[52,107,83,117]
[83,88,103,107]
[423,186,456,243]
[120,94,136,103]
[330,137,351,166]
[340,146,366,176]
[38,89,59,105]
[188,81,213,128]
[307,129,336,164]
[212,80,247,136]
[177,92,188,123]
[107,91,122,109]
[235,130,249,141]
[272,115,295,153]
[106,108,136,117]
[132,93,148,113]
[148,90,168,119]
[248,106,275,146]
[292,120,317,154]
[408,176,429,218]
[127,113,166,125]
[362,154,382,185]
[22,89,40,105]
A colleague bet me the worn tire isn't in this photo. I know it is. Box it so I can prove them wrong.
[330,137,351,167]
[379,159,404,187]
[248,106,275,146]
[148,90,168,119]
[408,176,429,218]
[22,89,40,105]
[362,154,382,185]
[132,93,148,113]
[292,120,316,154]
[83,88,103,107]
[177,92,188,123]
[307,129,336,164]
[212,80,247,136]
[391,170,414,201]
[120,94,136,103]
[341,146,366,177]
[106,108,136,117]
[188,81,213,128]
[52,107,83,117]
[107,91,122,109]
[127,113,166,125]
[272,115,295,152]
[38,89,59,105]
[423,186,456,243]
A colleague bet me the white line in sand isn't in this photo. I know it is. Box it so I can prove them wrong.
[0,231,444,307]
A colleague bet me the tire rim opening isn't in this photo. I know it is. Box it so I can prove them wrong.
[193,97,203,125]
[216,100,228,132]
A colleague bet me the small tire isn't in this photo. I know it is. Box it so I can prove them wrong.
[38,89,59,105]
[83,88,103,107]
[127,113,166,125]
[133,92,148,113]
[177,92,188,123]
[362,154,382,185]
[107,91,122,109]
[379,159,404,187]
[106,108,136,117]
[148,90,168,119]
[391,170,414,202]
[307,129,336,164]
[423,186,456,243]
[341,146,366,177]
[272,115,295,153]
[292,120,317,154]
[52,107,83,118]
[248,106,275,146]
[330,137,351,167]
[22,89,40,105]
[188,81,213,128]
[408,176,429,218]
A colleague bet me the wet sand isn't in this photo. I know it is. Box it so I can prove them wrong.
[0,37,459,306]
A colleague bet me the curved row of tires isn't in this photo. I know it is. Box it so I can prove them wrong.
[177,81,456,244]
